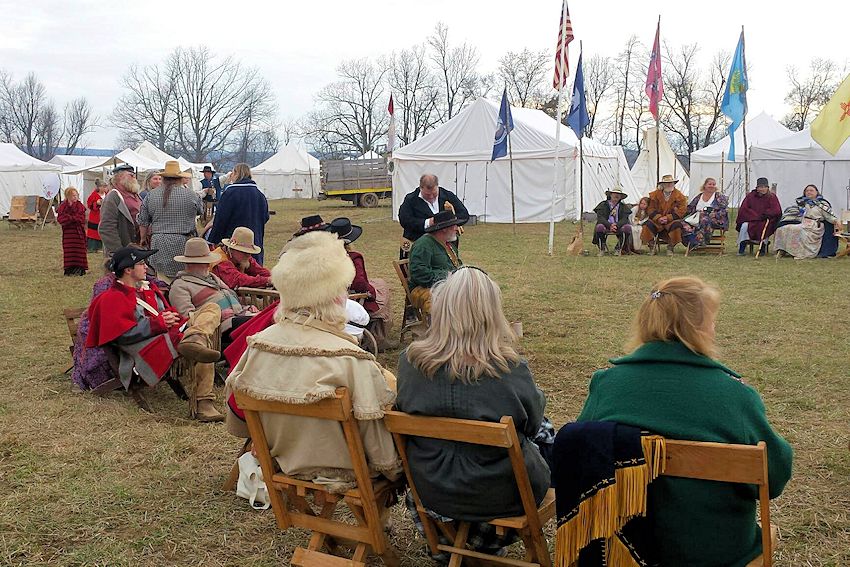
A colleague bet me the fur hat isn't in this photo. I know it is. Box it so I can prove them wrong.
[272,231,355,309]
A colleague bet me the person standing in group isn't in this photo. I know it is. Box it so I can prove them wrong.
[207,162,269,264]
[139,171,163,201]
[736,177,782,256]
[99,164,142,262]
[57,187,88,276]
[86,179,107,253]
[137,160,203,281]
[398,173,469,258]
[200,165,222,202]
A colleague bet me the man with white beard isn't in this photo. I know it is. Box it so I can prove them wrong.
[210,226,272,289]
[407,210,466,318]
[99,164,143,263]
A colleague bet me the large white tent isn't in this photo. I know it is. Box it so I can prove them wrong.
[391,98,639,223]
[0,143,62,217]
[631,127,690,198]
[49,155,110,198]
[750,128,850,210]
[690,112,791,205]
[133,141,211,174]
[252,144,320,199]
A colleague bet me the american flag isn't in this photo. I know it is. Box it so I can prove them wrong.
[552,0,574,90]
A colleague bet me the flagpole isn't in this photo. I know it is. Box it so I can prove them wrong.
[741,25,750,193]
[484,162,489,224]
[508,122,516,234]
[548,0,570,256]
[720,150,725,194]
[654,16,661,187]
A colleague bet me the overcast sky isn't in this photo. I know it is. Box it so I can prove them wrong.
[1,0,844,149]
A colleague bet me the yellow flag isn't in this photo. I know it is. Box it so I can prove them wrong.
[811,73,850,155]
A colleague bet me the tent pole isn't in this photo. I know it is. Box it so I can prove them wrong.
[508,129,516,234]
[720,150,725,196]
[484,161,488,224]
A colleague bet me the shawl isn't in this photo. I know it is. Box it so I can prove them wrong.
[553,422,666,567]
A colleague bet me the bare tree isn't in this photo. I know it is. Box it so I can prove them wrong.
[782,58,838,131]
[305,58,389,156]
[2,73,48,156]
[498,48,549,108]
[63,98,97,154]
[583,54,615,138]
[428,22,480,119]
[111,63,177,150]
[612,36,643,146]
[699,50,731,148]
[388,44,442,145]
[280,117,300,145]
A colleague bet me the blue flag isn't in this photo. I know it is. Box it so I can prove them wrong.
[721,31,748,161]
[567,52,590,136]
[491,88,514,161]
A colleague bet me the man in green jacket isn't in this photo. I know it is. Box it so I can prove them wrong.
[408,210,465,316]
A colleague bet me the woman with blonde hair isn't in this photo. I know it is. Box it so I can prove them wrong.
[576,276,793,566]
[397,266,550,560]
[207,162,270,264]
[57,187,88,275]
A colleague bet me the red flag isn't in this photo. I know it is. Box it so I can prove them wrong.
[645,17,663,121]
[387,94,396,152]
[552,0,574,90]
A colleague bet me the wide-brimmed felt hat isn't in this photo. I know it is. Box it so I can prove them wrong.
[756,177,770,188]
[605,188,628,198]
[659,174,679,184]
[161,160,191,179]
[222,226,261,254]
[273,231,355,309]
[111,247,157,273]
[112,163,135,175]
[327,217,363,243]
[293,214,329,236]
[174,238,218,264]
[425,210,467,233]
[201,165,215,174]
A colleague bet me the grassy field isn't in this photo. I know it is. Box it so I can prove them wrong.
[1,198,848,566]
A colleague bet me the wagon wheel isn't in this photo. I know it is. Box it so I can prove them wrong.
[360,329,378,356]
[360,192,379,208]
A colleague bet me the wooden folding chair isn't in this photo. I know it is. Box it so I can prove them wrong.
[663,439,776,567]
[383,411,555,567]
[392,259,424,342]
[235,287,279,311]
[685,229,727,256]
[235,387,403,567]
[63,307,86,374]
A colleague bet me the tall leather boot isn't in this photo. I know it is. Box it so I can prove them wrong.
[178,303,221,363]
[191,361,223,422]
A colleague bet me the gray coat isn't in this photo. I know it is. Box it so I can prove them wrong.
[395,353,550,521]
[99,189,139,258]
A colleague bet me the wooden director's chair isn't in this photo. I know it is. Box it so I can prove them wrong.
[685,229,727,256]
[392,259,424,342]
[384,411,556,567]
[663,439,776,567]
[235,387,404,567]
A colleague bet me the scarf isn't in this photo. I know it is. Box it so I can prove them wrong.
[553,422,666,567]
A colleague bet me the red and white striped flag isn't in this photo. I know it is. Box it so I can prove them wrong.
[645,18,663,121]
[552,0,574,90]
[387,94,396,152]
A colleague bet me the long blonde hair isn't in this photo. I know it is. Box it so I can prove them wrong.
[406,267,519,383]
[231,163,252,182]
[627,276,720,357]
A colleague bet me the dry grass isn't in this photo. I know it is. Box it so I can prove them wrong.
[1,199,848,566]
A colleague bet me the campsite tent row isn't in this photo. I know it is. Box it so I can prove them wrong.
[0,143,62,217]
[391,98,640,223]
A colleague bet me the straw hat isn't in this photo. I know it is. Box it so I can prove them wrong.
[659,174,679,184]
[605,188,628,199]
[273,231,354,309]
[222,227,261,254]
[174,238,218,263]
[161,160,191,179]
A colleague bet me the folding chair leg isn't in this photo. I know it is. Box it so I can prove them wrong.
[165,376,189,400]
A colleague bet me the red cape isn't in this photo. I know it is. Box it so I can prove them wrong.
[86,281,172,347]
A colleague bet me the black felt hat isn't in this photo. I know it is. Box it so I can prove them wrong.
[328,217,363,243]
[425,210,467,233]
[111,247,157,274]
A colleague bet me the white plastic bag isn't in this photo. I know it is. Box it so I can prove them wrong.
[235,451,271,510]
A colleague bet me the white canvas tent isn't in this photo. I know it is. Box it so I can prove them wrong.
[631,127,690,197]
[133,141,212,173]
[0,143,62,216]
[252,144,320,199]
[391,98,639,223]
[49,155,110,198]
[750,128,850,211]
[689,112,791,206]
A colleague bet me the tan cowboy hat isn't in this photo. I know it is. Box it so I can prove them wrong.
[605,188,628,198]
[222,226,261,254]
[659,174,679,184]
[161,160,192,179]
[174,237,218,263]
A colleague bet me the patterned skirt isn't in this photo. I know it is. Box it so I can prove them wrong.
[149,233,189,279]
